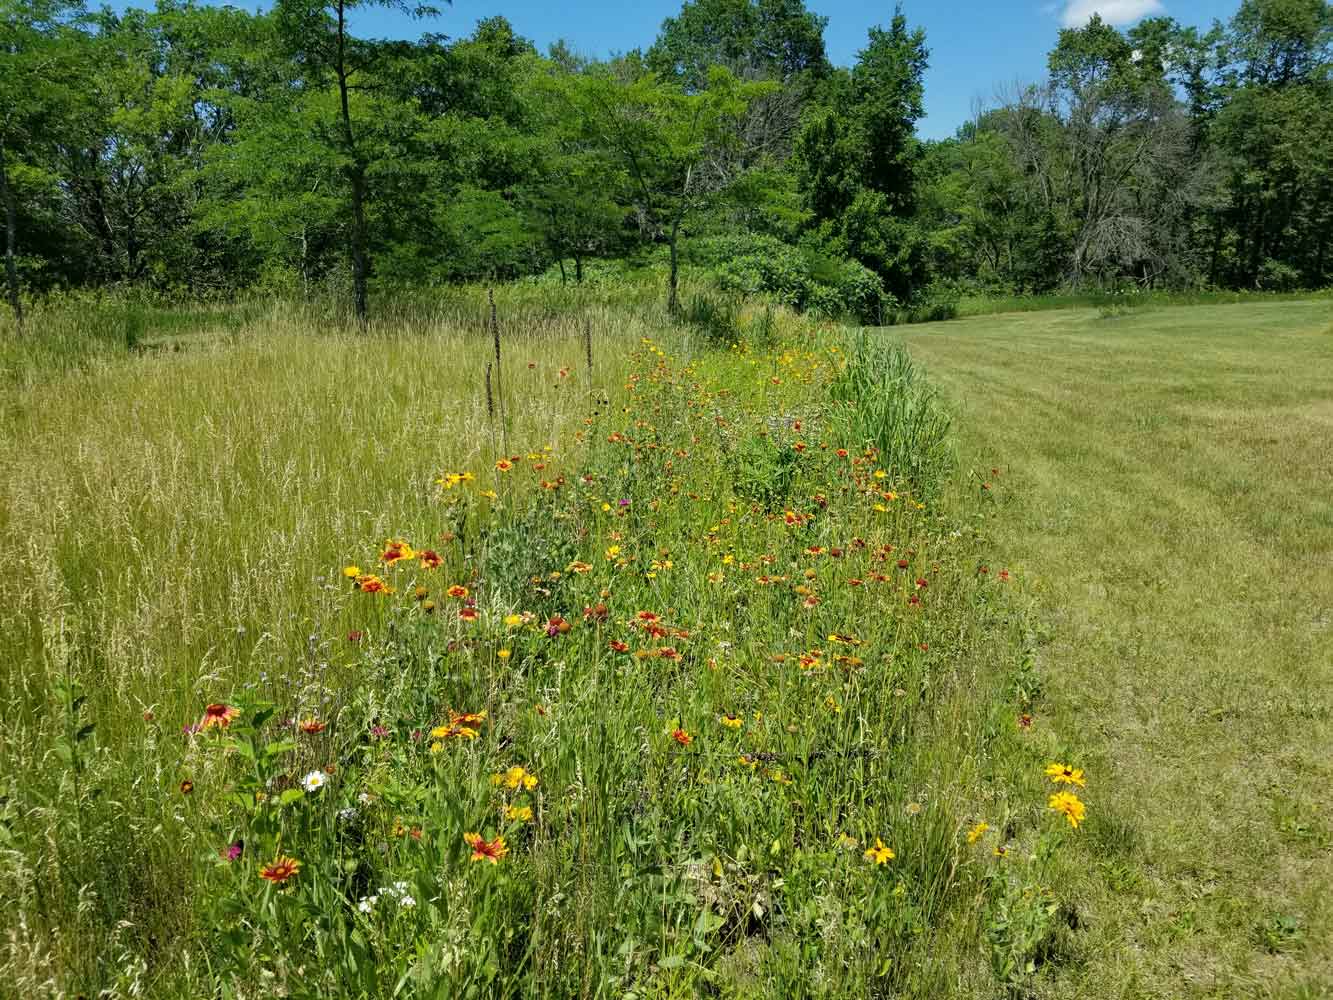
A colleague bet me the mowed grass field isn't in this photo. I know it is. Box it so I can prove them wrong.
[903,299,1333,998]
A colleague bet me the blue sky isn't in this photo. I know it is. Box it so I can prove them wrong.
[165,0,1245,137]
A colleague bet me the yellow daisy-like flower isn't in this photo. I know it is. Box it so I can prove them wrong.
[343,565,361,578]
[505,804,533,823]
[1044,763,1087,787]
[1048,791,1086,829]
[719,713,743,730]
[967,821,990,844]
[864,838,895,864]
[492,766,538,791]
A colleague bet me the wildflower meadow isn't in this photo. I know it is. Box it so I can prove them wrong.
[0,290,1096,998]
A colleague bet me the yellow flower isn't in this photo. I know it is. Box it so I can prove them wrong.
[343,565,361,578]
[497,648,512,660]
[967,821,990,844]
[492,765,538,791]
[719,713,743,730]
[1048,791,1086,829]
[504,614,522,627]
[604,545,621,560]
[1044,763,1086,787]
[505,804,533,823]
[864,838,895,864]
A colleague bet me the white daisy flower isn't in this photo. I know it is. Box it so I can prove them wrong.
[302,770,327,793]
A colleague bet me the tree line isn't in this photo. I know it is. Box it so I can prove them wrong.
[2,0,1329,329]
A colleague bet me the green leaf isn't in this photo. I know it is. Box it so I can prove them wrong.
[264,740,298,758]
[279,787,305,806]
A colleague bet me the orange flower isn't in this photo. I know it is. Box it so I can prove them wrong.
[657,646,681,661]
[635,610,659,623]
[419,549,442,570]
[380,539,415,564]
[179,779,194,795]
[299,718,326,734]
[459,607,479,623]
[609,640,629,652]
[464,832,509,864]
[200,703,239,730]
[495,459,514,472]
[259,855,301,884]
[450,710,487,727]
[446,584,469,599]
[671,728,692,746]
[356,574,392,594]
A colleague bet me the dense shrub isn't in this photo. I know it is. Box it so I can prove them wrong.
[690,234,892,323]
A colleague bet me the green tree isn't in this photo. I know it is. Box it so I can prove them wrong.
[553,63,768,312]
[0,0,89,328]
[647,0,829,90]
[273,0,441,326]
[1207,0,1332,286]
[794,9,930,300]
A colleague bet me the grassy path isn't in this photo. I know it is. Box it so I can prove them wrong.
[902,301,1333,999]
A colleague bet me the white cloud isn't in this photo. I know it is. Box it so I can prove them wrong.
[1059,0,1165,27]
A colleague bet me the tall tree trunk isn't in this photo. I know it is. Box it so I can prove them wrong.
[574,253,583,284]
[0,137,23,332]
[337,0,369,329]
[667,222,680,315]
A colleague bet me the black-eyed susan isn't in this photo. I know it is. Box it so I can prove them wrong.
[1044,763,1086,787]
[1048,791,1086,829]
[864,839,895,864]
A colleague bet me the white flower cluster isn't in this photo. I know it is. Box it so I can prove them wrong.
[357,880,416,914]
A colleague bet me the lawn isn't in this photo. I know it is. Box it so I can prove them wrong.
[903,299,1333,999]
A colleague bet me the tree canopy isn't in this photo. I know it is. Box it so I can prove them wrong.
[1,0,1328,326]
